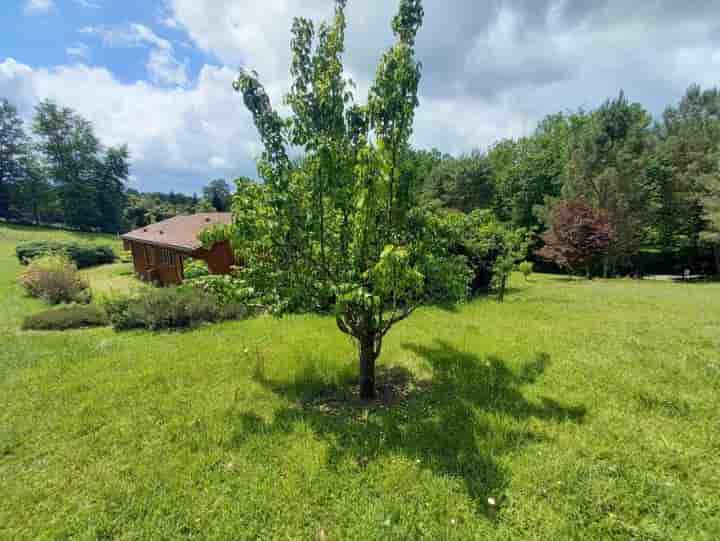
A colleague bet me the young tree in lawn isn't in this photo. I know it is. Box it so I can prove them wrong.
[0,99,28,219]
[537,199,614,278]
[492,226,532,302]
[231,0,463,398]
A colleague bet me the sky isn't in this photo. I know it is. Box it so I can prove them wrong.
[2,0,720,194]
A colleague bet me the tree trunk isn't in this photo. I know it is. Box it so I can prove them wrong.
[359,338,378,400]
[32,199,39,225]
[498,275,507,303]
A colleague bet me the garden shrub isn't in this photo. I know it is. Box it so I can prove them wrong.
[186,274,258,305]
[104,286,252,331]
[22,305,108,331]
[183,259,210,280]
[518,261,534,281]
[16,241,116,268]
[19,255,91,305]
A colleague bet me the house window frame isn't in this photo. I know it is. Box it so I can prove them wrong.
[159,248,175,266]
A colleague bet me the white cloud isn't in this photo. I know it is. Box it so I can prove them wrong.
[7,0,720,194]
[0,58,258,192]
[73,0,100,8]
[80,23,188,86]
[66,43,90,60]
[209,156,228,169]
[24,0,54,15]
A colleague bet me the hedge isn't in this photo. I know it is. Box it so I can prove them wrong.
[22,305,108,331]
[16,241,116,268]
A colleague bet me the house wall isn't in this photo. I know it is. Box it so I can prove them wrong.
[193,240,235,275]
[125,241,184,285]
[125,239,234,285]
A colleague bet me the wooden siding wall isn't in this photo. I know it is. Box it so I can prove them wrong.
[193,241,235,275]
[124,240,234,286]
[125,241,184,285]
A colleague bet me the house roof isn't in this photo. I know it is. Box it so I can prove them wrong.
[121,213,232,253]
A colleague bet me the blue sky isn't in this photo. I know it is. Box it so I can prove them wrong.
[2,0,720,194]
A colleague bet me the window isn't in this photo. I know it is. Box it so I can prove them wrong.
[159,248,175,266]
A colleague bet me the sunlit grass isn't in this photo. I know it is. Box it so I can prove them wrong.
[1,224,719,540]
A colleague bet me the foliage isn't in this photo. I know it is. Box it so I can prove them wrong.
[537,199,614,277]
[488,114,570,230]
[203,179,233,212]
[186,273,260,307]
[33,100,130,232]
[562,92,653,274]
[491,227,533,302]
[22,305,108,331]
[0,99,28,220]
[16,240,116,268]
[518,261,534,281]
[18,254,91,304]
[700,174,720,273]
[197,223,234,250]
[183,258,210,280]
[103,286,250,331]
[420,152,494,213]
[232,0,434,398]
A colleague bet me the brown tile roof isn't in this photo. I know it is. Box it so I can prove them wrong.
[121,213,232,253]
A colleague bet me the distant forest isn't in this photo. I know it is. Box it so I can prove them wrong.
[1,84,720,274]
[0,98,233,232]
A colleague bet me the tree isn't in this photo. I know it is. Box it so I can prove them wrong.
[96,145,129,233]
[489,113,570,229]
[16,154,53,225]
[202,179,233,212]
[653,85,720,257]
[492,226,532,302]
[419,151,494,214]
[701,175,720,274]
[0,99,28,219]
[562,92,653,275]
[33,100,103,230]
[537,199,614,277]
[229,0,462,398]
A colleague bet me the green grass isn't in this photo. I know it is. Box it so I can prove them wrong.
[1,224,719,540]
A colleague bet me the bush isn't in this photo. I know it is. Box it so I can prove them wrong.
[518,261,534,281]
[186,274,257,305]
[19,255,91,305]
[16,241,116,268]
[104,286,252,331]
[183,259,210,280]
[22,305,108,331]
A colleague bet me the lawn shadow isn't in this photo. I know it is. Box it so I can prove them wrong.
[228,341,586,518]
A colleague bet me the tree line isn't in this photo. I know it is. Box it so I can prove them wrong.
[2,78,720,274]
[0,98,233,233]
[418,87,720,275]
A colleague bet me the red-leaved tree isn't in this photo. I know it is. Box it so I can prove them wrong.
[537,199,614,277]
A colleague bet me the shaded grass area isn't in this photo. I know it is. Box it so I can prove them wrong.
[1,224,719,540]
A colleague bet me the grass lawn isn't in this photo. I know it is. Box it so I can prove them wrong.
[1,224,719,540]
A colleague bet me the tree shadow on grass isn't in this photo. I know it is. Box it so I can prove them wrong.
[228,341,586,517]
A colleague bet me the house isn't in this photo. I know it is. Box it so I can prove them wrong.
[121,213,234,286]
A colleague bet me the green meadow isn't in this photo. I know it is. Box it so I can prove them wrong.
[1,224,718,540]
